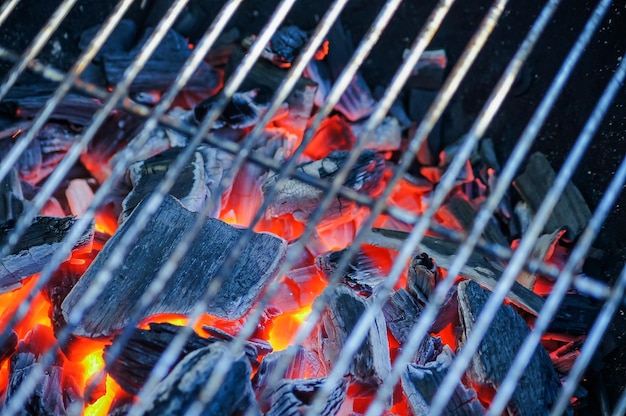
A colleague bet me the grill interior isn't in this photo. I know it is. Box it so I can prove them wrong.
[0,0,625,415]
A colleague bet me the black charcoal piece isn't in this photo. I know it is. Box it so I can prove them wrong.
[401,345,484,416]
[366,228,545,316]
[514,152,591,237]
[61,195,287,337]
[457,280,566,416]
[406,252,439,304]
[193,88,271,130]
[0,168,24,222]
[315,247,385,295]
[122,147,207,220]
[0,330,17,363]
[105,322,213,395]
[319,284,390,387]
[265,378,346,416]
[1,92,103,126]
[262,150,385,223]
[268,25,308,65]
[144,342,260,416]
[0,216,94,294]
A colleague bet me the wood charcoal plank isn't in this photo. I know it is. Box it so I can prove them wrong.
[514,152,591,237]
[144,342,260,416]
[61,195,286,337]
[0,216,94,294]
[318,284,390,387]
[457,280,566,416]
[265,378,346,416]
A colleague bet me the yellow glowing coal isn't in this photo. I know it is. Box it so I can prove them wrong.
[268,306,312,351]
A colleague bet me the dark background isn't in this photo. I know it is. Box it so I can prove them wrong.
[1,0,624,412]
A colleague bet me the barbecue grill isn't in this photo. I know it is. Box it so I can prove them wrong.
[0,0,625,415]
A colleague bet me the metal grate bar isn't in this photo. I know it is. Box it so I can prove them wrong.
[0,0,21,30]
[489,48,626,416]
[0,0,79,102]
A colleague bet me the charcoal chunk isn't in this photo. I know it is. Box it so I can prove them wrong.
[265,378,346,416]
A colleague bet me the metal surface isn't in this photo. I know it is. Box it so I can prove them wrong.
[0,0,624,415]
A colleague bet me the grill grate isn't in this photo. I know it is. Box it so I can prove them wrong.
[0,0,625,415]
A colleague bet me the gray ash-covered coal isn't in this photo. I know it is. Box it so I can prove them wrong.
[262,150,385,223]
[61,195,287,337]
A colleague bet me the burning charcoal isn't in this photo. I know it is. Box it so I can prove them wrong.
[262,150,385,223]
[65,178,94,217]
[457,280,566,415]
[106,323,213,394]
[315,248,386,296]
[4,326,80,415]
[305,22,375,121]
[304,115,355,159]
[0,122,76,185]
[81,20,220,93]
[62,195,287,337]
[121,147,207,221]
[244,25,309,68]
[143,342,260,416]
[366,229,545,316]
[0,168,24,222]
[437,194,509,246]
[265,378,346,416]
[319,284,390,388]
[516,227,569,290]
[227,47,317,136]
[405,49,447,90]
[193,88,272,130]
[0,330,18,363]
[407,252,439,304]
[514,152,592,237]
[1,92,103,126]
[400,345,484,416]
[350,115,402,152]
[0,216,94,294]
[202,325,273,361]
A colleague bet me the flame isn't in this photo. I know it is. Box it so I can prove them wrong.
[267,306,312,351]
[0,275,51,339]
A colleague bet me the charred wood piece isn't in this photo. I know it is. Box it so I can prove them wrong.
[143,342,260,416]
[62,195,287,337]
[0,216,94,294]
[382,288,444,365]
[265,378,346,416]
[319,284,390,388]
[367,228,545,316]
[1,92,103,126]
[0,123,76,185]
[315,248,386,296]
[263,150,385,223]
[407,252,439,305]
[242,25,309,68]
[0,330,18,363]
[80,20,220,93]
[516,227,569,290]
[457,280,566,416]
[514,152,591,237]
[0,168,24,222]
[193,88,272,130]
[106,322,212,395]
[401,345,484,416]
[122,147,207,221]
[202,325,272,362]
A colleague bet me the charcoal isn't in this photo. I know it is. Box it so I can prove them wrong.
[400,345,484,416]
[265,378,346,416]
[319,284,390,388]
[0,216,94,294]
[548,293,601,336]
[516,227,568,290]
[193,88,271,130]
[122,147,207,220]
[227,46,317,136]
[407,252,439,304]
[267,25,309,66]
[262,150,385,223]
[405,49,447,90]
[43,261,85,337]
[437,194,508,246]
[350,115,402,152]
[0,330,17,363]
[202,325,273,361]
[81,20,220,93]
[315,248,386,295]
[514,152,592,237]
[4,328,80,415]
[144,342,260,416]
[106,322,213,394]
[0,122,76,185]
[1,92,103,126]
[305,22,375,122]
[61,195,287,337]
[65,178,94,217]
[457,280,566,416]
[0,168,24,222]
[366,228,545,316]
[410,88,442,165]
